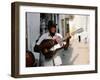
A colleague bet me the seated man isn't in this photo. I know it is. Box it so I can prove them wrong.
[34,21,63,66]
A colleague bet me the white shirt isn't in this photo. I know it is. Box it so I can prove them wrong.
[36,32,63,45]
[36,32,63,66]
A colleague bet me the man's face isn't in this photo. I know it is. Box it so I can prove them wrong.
[49,26,56,37]
[50,27,56,33]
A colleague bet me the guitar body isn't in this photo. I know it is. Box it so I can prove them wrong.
[35,36,71,59]
[39,39,56,59]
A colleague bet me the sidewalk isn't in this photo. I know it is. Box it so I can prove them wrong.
[70,39,89,65]
[59,39,89,65]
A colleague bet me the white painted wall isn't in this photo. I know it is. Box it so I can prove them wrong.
[70,15,88,29]
[58,14,89,39]
[27,13,40,51]
[69,15,89,42]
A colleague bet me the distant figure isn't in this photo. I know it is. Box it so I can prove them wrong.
[78,35,81,42]
[84,37,87,43]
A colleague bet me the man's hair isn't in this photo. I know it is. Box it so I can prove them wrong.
[48,20,56,30]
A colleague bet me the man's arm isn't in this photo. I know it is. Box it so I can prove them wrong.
[34,35,45,52]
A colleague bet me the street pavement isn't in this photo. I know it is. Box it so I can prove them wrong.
[58,39,89,65]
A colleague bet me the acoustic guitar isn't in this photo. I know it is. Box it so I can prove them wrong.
[38,36,71,59]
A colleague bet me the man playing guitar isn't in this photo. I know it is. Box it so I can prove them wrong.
[34,21,70,66]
